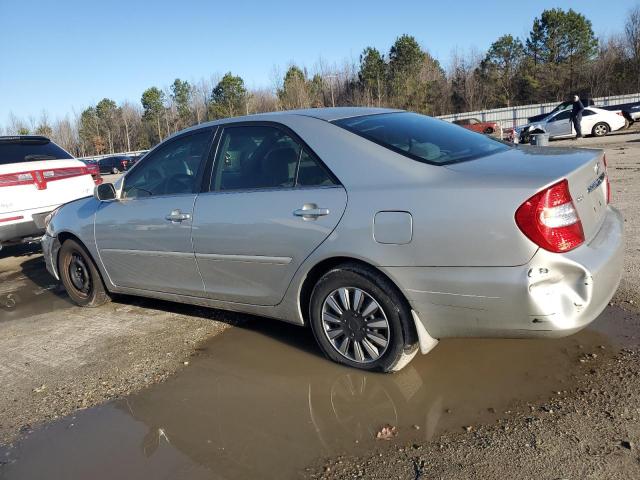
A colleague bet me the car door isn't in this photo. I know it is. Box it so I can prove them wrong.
[191,124,347,306]
[94,128,215,296]
[579,109,598,133]
[545,110,572,137]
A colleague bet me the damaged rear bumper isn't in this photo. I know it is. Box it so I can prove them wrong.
[384,207,624,339]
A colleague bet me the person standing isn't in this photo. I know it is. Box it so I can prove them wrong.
[571,95,585,139]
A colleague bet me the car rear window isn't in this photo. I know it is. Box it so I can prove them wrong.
[0,137,73,165]
[332,112,509,165]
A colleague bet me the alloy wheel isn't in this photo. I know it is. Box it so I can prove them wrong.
[594,124,608,136]
[321,287,390,364]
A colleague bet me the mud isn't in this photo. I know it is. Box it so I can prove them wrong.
[0,305,633,480]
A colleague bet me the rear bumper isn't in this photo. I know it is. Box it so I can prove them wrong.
[384,206,624,339]
[0,219,44,243]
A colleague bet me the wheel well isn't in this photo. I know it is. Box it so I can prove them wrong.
[298,256,414,328]
[55,232,108,289]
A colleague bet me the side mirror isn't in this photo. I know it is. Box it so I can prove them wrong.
[95,183,116,201]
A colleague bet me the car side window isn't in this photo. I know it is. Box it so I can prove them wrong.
[582,110,596,116]
[211,125,336,191]
[551,111,571,122]
[296,149,336,187]
[123,130,211,199]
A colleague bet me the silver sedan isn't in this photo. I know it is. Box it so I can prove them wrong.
[42,108,624,372]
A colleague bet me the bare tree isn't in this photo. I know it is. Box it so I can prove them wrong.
[626,4,640,89]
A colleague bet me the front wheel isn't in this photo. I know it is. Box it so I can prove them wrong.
[592,122,610,137]
[59,239,110,307]
[309,264,418,372]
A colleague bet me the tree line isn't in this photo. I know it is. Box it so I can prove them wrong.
[4,6,640,157]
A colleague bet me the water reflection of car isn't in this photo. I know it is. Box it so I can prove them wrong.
[516,106,626,143]
[42,107,623,372]
[98,155,132,174]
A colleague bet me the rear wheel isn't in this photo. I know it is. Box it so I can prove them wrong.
[309,263,418,372]
[592,122,610,137]
[483,127,494,134]
[59,239,110,307]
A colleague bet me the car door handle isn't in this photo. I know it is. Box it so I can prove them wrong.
[293,204,329,220]
[165,210,191,223]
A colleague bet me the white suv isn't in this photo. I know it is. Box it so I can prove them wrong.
[0,136,96,250]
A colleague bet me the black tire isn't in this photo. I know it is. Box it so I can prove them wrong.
[309,263,418,373]
[592,122,610,137]
[483,127,494,134]
[59,239,110,307]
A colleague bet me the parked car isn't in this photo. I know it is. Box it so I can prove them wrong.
[98,155,131,174]
[0,136,95,250]
[78,159,103,185]
[452,118,501,135]
[42,108,623,372]
[527,98,594,124]
[517,107,626,143]
[529,98,639,127]
[127,152,148,168]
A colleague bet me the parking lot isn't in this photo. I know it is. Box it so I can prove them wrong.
[1,130,640,478]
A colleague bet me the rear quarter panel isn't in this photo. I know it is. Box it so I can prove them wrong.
[273,115,539,268]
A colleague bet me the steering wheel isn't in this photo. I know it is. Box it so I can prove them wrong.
[165,173,194,194]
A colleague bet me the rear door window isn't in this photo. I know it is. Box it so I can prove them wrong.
[0,137,73,165]
[211,125,337,191]
[333,112,508,165]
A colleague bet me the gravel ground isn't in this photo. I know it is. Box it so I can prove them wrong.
[309,128,640,479]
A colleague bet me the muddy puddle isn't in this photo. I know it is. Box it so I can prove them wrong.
[0,245,71,321]
[2,304,635,480]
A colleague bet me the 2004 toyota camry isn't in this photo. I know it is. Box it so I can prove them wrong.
[42,108,624,372]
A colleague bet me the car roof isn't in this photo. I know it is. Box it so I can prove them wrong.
[176,107,404,137]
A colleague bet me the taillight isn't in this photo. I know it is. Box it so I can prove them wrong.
[0,167,90,190]
[0,172,34,188]
[515,179,585,253]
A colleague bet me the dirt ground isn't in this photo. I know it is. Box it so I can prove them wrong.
[0,244,238,444]
[310,128,640,479]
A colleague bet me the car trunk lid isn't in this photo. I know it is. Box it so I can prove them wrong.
[445,146,608,245]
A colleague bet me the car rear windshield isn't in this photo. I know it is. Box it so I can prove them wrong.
[0,138,73,165]
[332,112,509,165]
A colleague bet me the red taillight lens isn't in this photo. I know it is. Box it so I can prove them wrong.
[515,179,585,253]
[0,167,90,190]
[0,215,24,223]
[0,172,34,187]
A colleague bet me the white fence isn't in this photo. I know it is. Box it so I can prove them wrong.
[78,149,148,162]
[437,92,640,128]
